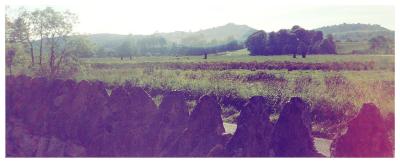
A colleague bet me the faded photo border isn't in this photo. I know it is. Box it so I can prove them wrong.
[1,0,399,162]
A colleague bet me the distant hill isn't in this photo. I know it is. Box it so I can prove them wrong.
[87,23,257,48]
[157,23,257,44]
[315,23,394,41]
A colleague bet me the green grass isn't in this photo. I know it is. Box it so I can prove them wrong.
[336,41,370,54]
[76,67,393,114]
[83,50,394,65]
[84,52,394,75]
[10,51,395,117]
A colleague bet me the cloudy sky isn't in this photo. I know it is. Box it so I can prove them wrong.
[5,0,396,35]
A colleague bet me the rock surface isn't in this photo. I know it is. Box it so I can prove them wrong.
[225,96,274,157]
[164,95,226,157]
[270,97,321,157]
[330,103,393,157]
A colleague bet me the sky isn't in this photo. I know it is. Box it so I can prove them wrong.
[5,0,396,35]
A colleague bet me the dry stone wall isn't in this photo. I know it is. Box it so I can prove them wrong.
[5,75,394,157]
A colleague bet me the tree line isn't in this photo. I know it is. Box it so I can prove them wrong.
[245,25,337,57]
[112,37,243,60]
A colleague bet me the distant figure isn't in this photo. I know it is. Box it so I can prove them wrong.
[204,52,208,59]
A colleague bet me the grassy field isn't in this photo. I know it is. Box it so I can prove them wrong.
[9,50,394,138]
[83,49,393,64]
[336,41,370,54]
[76,51,394,119]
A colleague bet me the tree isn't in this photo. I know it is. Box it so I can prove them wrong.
[245,25,336,57]
[369,36,391,53]
[31,9,48,65]
[319,34,337,54]
[5,11,17,43]
[245,30,267,55]
[266,31,279,54]
[297,41,308,58]
[11,8,36,66]
[65,36,96,58]
[40,7,78,77]
[117,39,134,60]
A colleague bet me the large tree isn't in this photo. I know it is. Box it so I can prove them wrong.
[31,9,48,65]
[319,34,337,54]
[65,36,96,58]
[245,25,337,56]
[11,8,36,66]
[369,36,392,53]
[245,30,268,55]
[117,39,135,60]
[40,7,78,76]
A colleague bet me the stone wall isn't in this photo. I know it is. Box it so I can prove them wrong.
[5,75,393,157]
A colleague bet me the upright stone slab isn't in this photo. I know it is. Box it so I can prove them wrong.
[92,85,158,156]
[270,97,320,157]
[330,103,393,157]
[225,96,274,157]
[165,95,225,157]
[149,91,190,156]
[9,75,32,119]
[75,81,109,150]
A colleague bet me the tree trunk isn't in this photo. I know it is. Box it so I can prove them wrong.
[121,57,123,60]
[293,53,297,58]
[49,43,56,77]
[39,37,43,65]
[130,56,132,60]
[29,42,35,66]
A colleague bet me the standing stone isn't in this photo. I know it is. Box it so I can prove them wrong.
[165,95,225,157]
[149,91,190,156]
[22,77,51,133]
[75,81,109,152]
[270,97,320,157]
[9,75,32,119]
[92,85,158,156]
[330,103,393,157]
[225,96,274,157]
[6,75,15,121]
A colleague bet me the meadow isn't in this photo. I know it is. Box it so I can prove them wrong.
[74,50,395,136]
[9,49,394,137]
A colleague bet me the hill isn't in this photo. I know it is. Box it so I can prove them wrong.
[157,23,257,44]
[315,23,394,41]
[88,23,257,48]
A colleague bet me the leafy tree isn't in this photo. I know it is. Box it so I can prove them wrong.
[11,8,36,65]
[31,9,48,65]
[297,41,308,58]
[117,39,135,60]
[245,30,267,55]
[266,31,279,54]
[369,36,391,53]
[245,25,337,56]
[39,7,78,77]
[65,36,96,58]
[319,34,337,54]
[312,31,323,43]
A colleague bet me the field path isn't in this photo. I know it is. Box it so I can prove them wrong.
[314,137,333,157]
